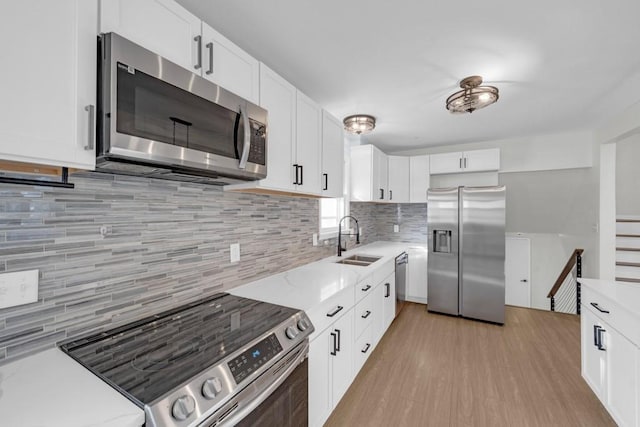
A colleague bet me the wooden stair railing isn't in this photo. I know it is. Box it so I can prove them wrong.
[547,249,584,314]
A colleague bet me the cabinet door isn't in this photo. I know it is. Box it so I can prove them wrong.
[409,155,430,203]
[308,328,332,427]
[430,151,463,175]
[581,307,607,401]
[388,156,410,203]
[407,247,428,303]
[295,92,322,195]
[100,0,201,72]
[382,273,397,330]
[0,0,97,170]
[354,325,373,374]
[607,327,638,427]
[372,148,389,201]
[321,111,345,198]
[201,23,259,104]
[258,64,296,191]
[350,145,374,201]
[371,279,386,343]
[331,308,354,406]
[463,148,500,172]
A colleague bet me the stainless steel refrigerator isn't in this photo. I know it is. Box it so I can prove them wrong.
[427,186,506,324]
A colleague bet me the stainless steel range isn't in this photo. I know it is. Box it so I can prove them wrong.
[60,293,313,427]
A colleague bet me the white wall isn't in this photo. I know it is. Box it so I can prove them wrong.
[616,133,640,216]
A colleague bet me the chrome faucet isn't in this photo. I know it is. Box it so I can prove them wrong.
[337,215,360,257]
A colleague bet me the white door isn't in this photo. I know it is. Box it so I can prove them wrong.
[295,92,322,195]
[409,155,430,203]
[463,148,500,172]
[201,23,259,104]
[330,308,354,406]
[388,156,410,203]
[258,64,296,192]
[321,111,344,198]
[308,329,332,427]
[0,0,98,170]
[100,0,201,72]
[505,237,531,307]
[372,148,389,201]
[606,327,638,426]
[430,151,463,174]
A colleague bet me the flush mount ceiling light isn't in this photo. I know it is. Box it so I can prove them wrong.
[343,115,376,134]
[446,76,499,114]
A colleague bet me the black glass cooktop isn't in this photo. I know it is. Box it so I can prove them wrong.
[60,293,298,406]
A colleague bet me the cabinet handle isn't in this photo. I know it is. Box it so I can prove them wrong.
[361,343,371,354]
[590,302,610,314]
[194,35,202,70]
[464,157,467,168]
[293,164,299,185]
[380,189,384,200]
[205,42,214,75]
[84,105,95,150]
[299,165,303,185]
[361,284,371,292]
[459,157,463,169]
[385,283,390,298]
[593,325,600,346]
[597,328,606,351]
[361,310,371,319]
[326,305,344,317]
[336,328,341,352]
[323,173,328,191]
[390,190,393,200]
[330,331,337,356]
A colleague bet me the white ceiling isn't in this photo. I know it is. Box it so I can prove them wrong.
[177,0,640,152]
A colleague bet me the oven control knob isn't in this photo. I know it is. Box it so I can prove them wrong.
[285,326,299,340]
[297,318,310,332]
[202,377,223,399]
[172,395,195,421]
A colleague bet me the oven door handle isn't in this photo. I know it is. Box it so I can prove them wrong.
[210,341,309,427]
[238,104,251,170]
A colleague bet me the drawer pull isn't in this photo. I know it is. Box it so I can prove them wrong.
[326,305,344,317]
[361,343,371,354]
[597,327,606,351]
[590,302,610,314]
[361,310,371,319]
[330,331,338,356]
[361,284,372,292]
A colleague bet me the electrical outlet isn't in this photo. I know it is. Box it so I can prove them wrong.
[393,224,399,233]
[0,270,39,309]
[230,243,240,263]
[312,233,318,246]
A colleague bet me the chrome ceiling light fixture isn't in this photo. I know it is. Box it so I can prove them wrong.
[446,76,499,114]
[343,115,376,134]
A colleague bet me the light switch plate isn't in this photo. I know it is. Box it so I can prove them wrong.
[230,243,240,263]
[0,270,39,309]
[312,233,318,246]
[394,224,400,233]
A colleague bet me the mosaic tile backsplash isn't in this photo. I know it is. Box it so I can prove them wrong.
[0,172,338,365]
[351,202,428,244]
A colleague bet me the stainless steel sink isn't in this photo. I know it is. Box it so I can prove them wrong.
[335,254,382,266]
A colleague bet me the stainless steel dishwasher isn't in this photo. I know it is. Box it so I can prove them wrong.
[395,252,408,316]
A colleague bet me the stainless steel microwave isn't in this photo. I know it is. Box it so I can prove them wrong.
[96,33,267,184]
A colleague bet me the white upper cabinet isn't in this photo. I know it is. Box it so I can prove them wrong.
[256,64,297,192]
[351,145,389,202]
[0,0,98,170]
[430,148,500,174]
[100,0,201,72]
[201,23,259,104]
[100,0,259,104]
[387,156,410,203]
[295,92,322,195]
[321,112,345,198]
[409,155,430,202]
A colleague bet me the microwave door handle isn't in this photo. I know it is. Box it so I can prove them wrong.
[238,105,251,169]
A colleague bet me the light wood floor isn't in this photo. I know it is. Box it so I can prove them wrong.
[325,303,614,427]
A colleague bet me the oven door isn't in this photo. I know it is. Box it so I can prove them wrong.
[200,342,308,427]
[99,33,267,180]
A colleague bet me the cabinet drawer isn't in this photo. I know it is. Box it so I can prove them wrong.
[306,287,355,341]
[373,259,395,285]
[354,325,373,374]
[356,274,375,303]
[354,293,374,339]
[582,285,640,346]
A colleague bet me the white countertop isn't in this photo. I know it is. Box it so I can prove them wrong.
[0,348,144,427]
[230,241,420,310]
[580,278,640,321]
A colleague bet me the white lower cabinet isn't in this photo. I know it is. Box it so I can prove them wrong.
[309,308,354,427]
[406,247,428,304]
[382,273,396,331]
[354,325,373,373]
[581,293,639,427]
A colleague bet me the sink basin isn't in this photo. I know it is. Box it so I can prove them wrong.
[335,254,382,266]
